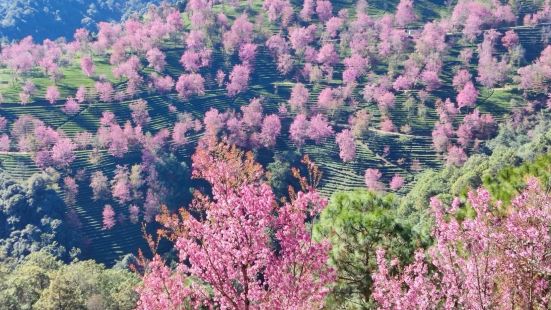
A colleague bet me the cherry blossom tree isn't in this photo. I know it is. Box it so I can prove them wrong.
[172,118,194,147]
[277,54,294,75]
[22,80,36,97]
[39,56,58,80]
[74,131,92,149]
[456,109,497,148]
[112,165,131,204]
[63,176,79,206]
[239,43,257,64]
[389,174,405,191]
[186,30,205,50]
[80,56,96,77]
[146,48,166,72]
[300,0,315,21]
[308,114,333,144]
[203,108,225,137]
[524,1,551,25]
[0,117,6,132]
[263,0,294,25]
[502,30,519,49]
[151,74,174,93]
[393,75,413,91]
[129,204,140,224]
[112,56,142,83]
[451,1,514,41]
[215,70,225,87]
[97,123,129,157]
[364,168,384,191]
[343,54,368,84]
[19,92,31,105]
[45,85,60,104]
[380,117,395,132]
[289,83,309,112]
[395,0,416,27]
[33,124,59,151]
[257,114,281,148]
[227,64,251,97]
[452,69,472,91]
[76,86,87,103]
[477,30,509,88]
[325,16,343,38]
[290,113,310,147]
[102,204,116,230]
[137,142,335,309]
[222,14,254,52]
[374,179,551,309]
[335,129,356,162]
[0,134,10,151]
[456,81,478,109]
[129,99,151,127]
[11,115,43,141]
[226,116,247,147]
[275,56,293,75]
[431,122,453,153]
[62,97,80,115]
[99,111,116,127]
[421,70,440,91]
[317,87,343,114]
[316,0,333,21]
[266,33,289,57]
[436,98,457,124]
[517,45,551,93]
[289,25,317,52]
[446,145,467,166]
[348,109,371,138]
[95,81,114,102]
[91,171,110,201]
[51,137,76,167]
[1,36,36,77]
[376,91,395,113]
[241,98,263,130]
[452,47,469,65]
[180,49,212,72]
[317,43,339,68]
[175,73,205,99]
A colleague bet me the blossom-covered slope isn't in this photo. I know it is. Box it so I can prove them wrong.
[0,0,549,267]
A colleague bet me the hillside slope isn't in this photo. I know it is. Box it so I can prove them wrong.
[0,0,548,265]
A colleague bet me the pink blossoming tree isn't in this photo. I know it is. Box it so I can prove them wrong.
[316,0,333,21]
[227,64,251,97]
[45,85,60,104]
[395,0,417,27]
[137,142,335,309]
[175,73,205,99]
[456,81,478,109]
[335,129,356,162]
[373,179,551,309]
[80,56,96,77]
[90,171,110,201]
[62,97,80,115]
[389,174,405,191]
[289,83,310,112]
[364,168,384,191]
[102,204,116,230]
[146,48,166,72]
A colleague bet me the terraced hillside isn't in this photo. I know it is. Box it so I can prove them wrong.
[0,0,546,265]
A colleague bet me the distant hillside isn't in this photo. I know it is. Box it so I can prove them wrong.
[0,0,175,41]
